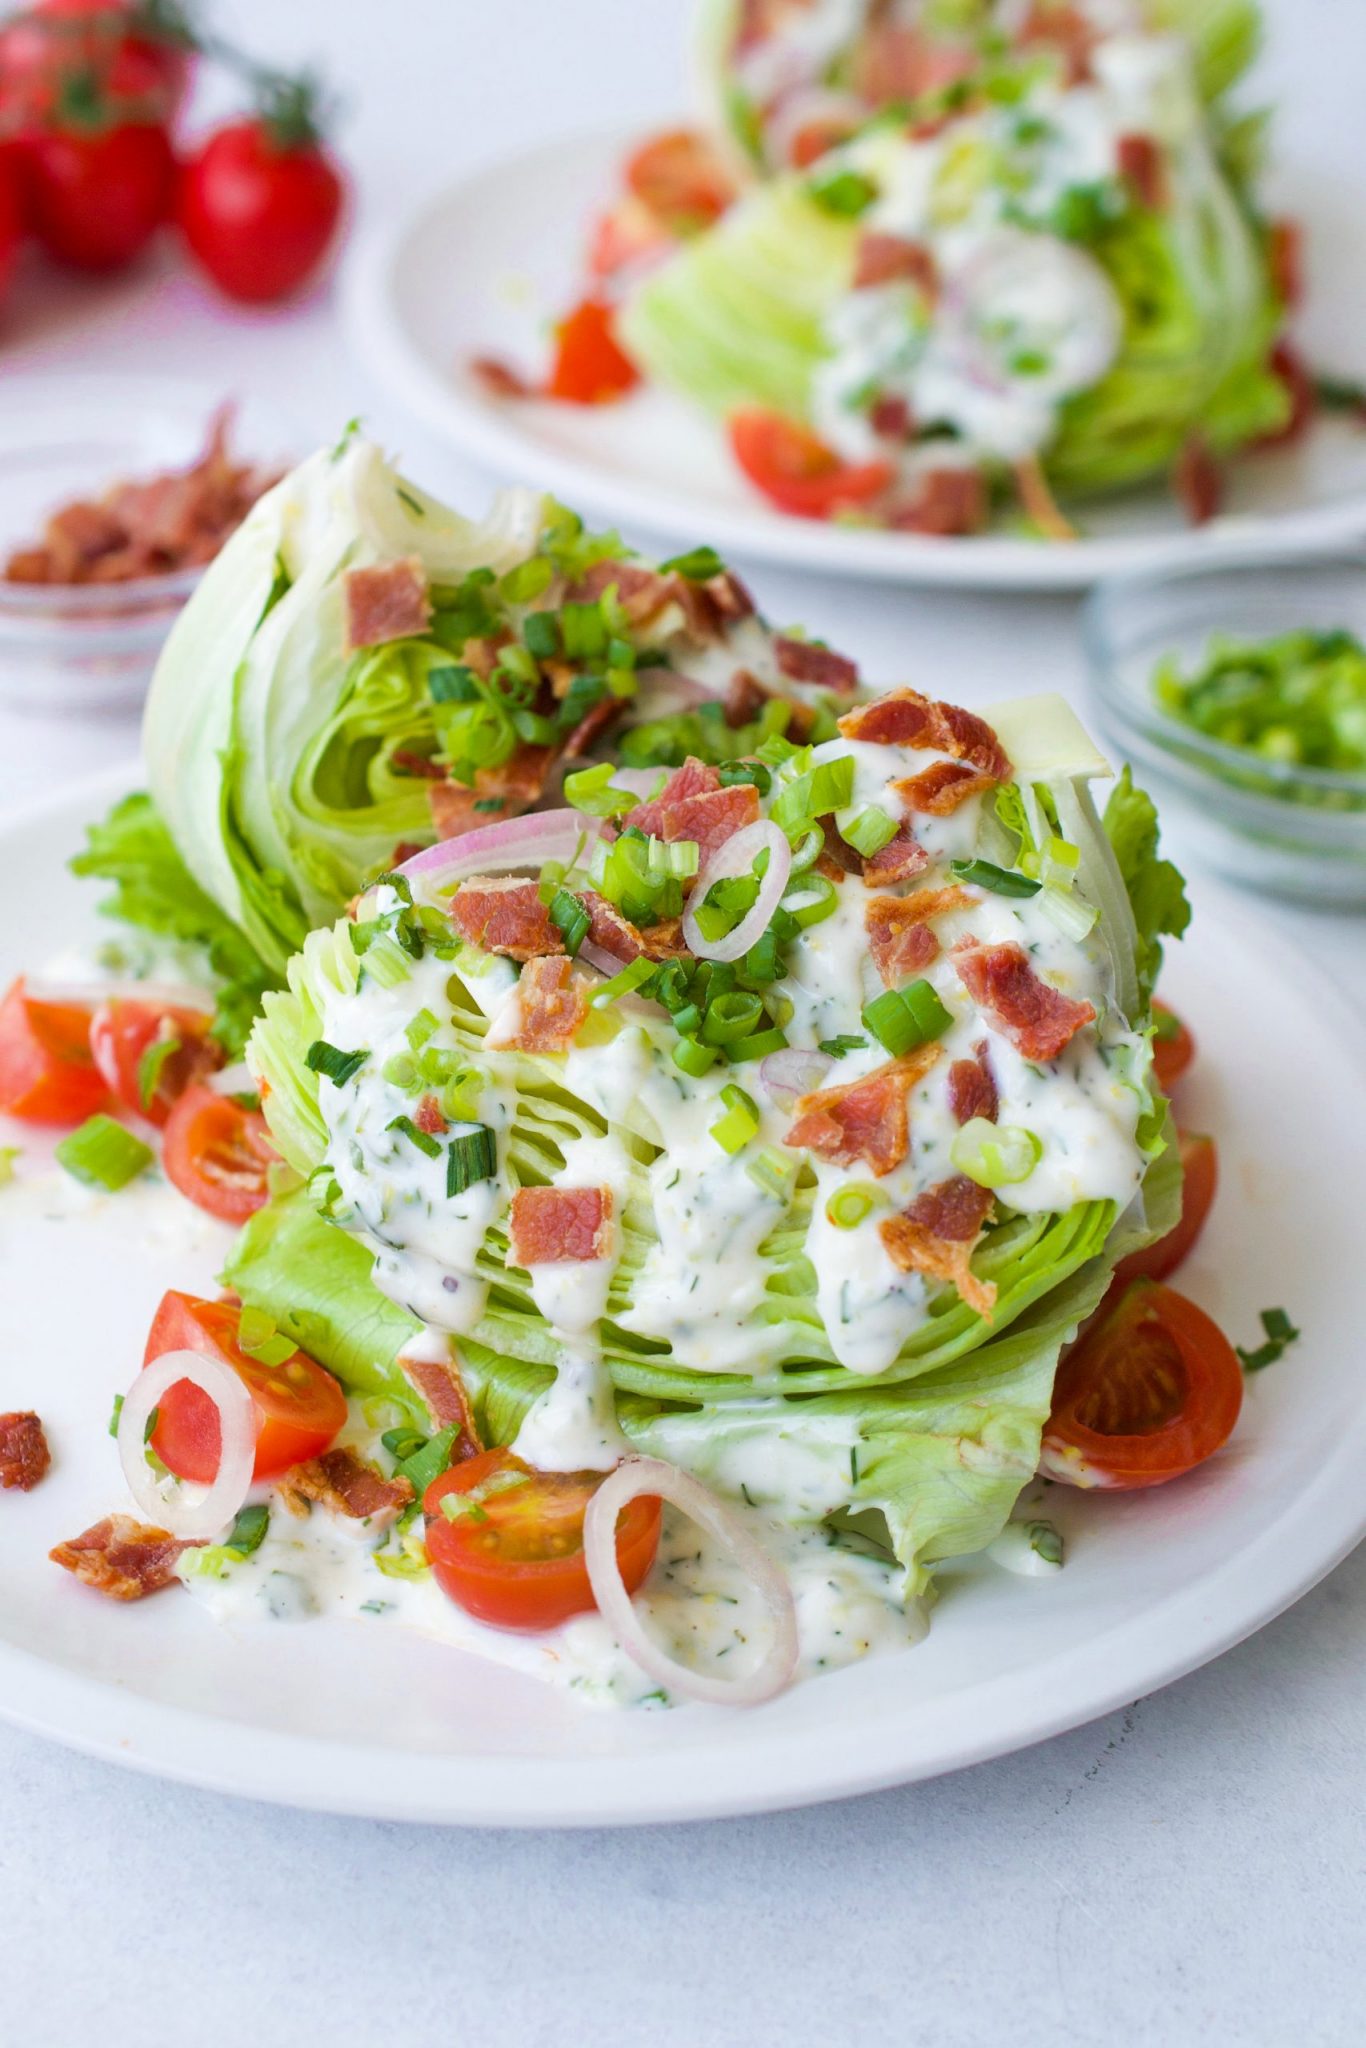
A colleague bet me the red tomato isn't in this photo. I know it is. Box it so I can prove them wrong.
[143,1289,347,1483]
[178,117,345,304]
[0,145,23,306]
[28,116,174,270]
[729,408,893,519]
[789,118,856,168]
[1259,339,1316,449]
[161,1082,274,1224]
[0,977,107,1125]
[548,296,640,405]
[0,2,192,132]
[89,997,220,1127]
[624,128,735,234]
[1150,998,1194,1093]
[424,1449,662,1633]
[587,197,669,281]
[1111,1131,1217,1290]
[1267,217,1303,312]
[1042,1279,1243,1491]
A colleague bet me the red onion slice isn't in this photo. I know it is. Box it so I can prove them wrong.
[395,809,608,891]
[117,1349,256,1540]
[759,1047,833,1111]
[584,1457,799,1707]
[682,821,791,965]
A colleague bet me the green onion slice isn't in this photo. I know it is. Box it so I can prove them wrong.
[306,1040,369,1085]
[949,858,1041,897]
[950,1118,1042,1189]
[447,1125,498,1197]
[54,1115,154,1192]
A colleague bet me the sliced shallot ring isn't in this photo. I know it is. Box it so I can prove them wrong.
[584,1456,799,1707]
[394,809,608,891]
[759,1046,832,1111]
[682,820,791,965]
[117,1348,256,1541]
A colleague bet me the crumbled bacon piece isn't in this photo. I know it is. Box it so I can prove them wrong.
[50,1515,200,1600]
[1268,219,1303,312]
[402,1349,483,1460]
[880,1175,996,1316]
[640,916,690,960]
[279,1449,414,1524]
[449,877,559,959]
[853,23,976,104]
[0,1410,50,1491]
[1174,436,1222,526]
[869,393,915,441]
[470,355,539,398]
[885,467,988,536]
[487,956,590,1053]
[785,1043,940,1177]
[948,1042,998,1126]
[509,1185,614,1265]
[391,748,444,781]
[894,759,999,815]
[954,940,1095,1061]
[414,1092,449,1136]
[583,891,645,962]
[774,635,859,692]
[862,824,930,888]
[428,744,553,836]
[725,667,769,728]
[815,818,863,884]
[624,757,760,860]
[854,233,937,295]
[563,694,624,758]
[838,689,1010,779]
[1118,132,1165,210]
[569,558,752,644]
[864,887,973,987]
[1017,3,1095,83]
[343,557,432,652]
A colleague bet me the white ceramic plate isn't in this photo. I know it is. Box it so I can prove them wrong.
[1,766,1361,1826]
[345,130,1366,592]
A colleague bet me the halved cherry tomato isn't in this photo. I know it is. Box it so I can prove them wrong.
[1111,1131,1217,1290]
[548,297,640,404]
[89,997,221,1127]
[624,127,735,234]
[1042,1279,1243,1490]
[588,196,669,280]
[0,977,107,1125]
[789,118,856,168]
[729,408,893,519]
[143,1289,346,1483]
[1151,999,1195,1093]
[424,1448,661,1633]
[161,1082,274,1224]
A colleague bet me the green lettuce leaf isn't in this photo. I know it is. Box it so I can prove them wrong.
[1103,767,1192,1008]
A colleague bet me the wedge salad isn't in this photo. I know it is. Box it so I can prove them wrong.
[510,0,1310,537]
[0,435,1268,1710]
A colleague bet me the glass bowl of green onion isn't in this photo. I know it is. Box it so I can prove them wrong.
[1083,552,1366,908]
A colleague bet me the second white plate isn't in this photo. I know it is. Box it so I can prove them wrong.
[345,130,1366,592]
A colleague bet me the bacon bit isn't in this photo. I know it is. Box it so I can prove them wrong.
[784,1044,940,1177]
[509,1185,613,1265]
[895,759,999,815]
[1017,3,1095,84]
[343,557,432,653]
[853,23,976,104]
[774,634,859,692]
[625,758,761,860]
[1268,219,1303,311]
[790,116,857,168]
[470,355,539,399]
[948,1041,999,1126]
[640,916,690,960]
[880,1176,996,1317]
[725,667,769,727]
[0,1410,50,1491]
[1014,455,1077,541]
[50,1515,200,1600]
[865,887,973,987]
[1173,436,1222,526]
[1117,132,1166,210]
[885,467,988,536]
[564,695,624,759]
[815,817,863,883]
[863,823,930,888]
[278,1449,414,1525]
[569,558,752,645]
[583,891,645,962]
[1259,340,1316,449]
[429,744,553,837]
[390,840,425,867]
[838,688,1011,778]
[2,405,279,587]
[403,1350,483,1460]
[954,940,1096,1061]
[487,956,591,1054]
[625,756,717,827]
[854,233,937,295]
[449,878,560,959]
[414,1093,449,1137]
[869,392,915,441]
[391,748,444,781]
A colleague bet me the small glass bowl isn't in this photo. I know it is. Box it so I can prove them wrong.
[0,375,297,717]
[1082,551,1366,909]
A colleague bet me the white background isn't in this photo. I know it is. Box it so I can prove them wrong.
[1,3,1363,2043]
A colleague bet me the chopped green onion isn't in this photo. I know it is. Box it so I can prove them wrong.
[381,1425,428,1464]
[589,955,656,1006]
[825,1183,883,1229]
[819,1034,867,1058]
[136,1033,181,1111]
[548,887,590,957]
[405,1009,439,1052]
[840,806,898,858]
[745,1146,798,1202]
[1237,1305,1301,1374]
[500,554,554,604]
[388,1114,443,1160]
[447,1125,498,1197]
[1027,1520,1064,1566]
[770,755,854,839]
[861,979,953,1056]
[949,858,1041,898]
[783,874,839,930]
[559,598,607,661]
[672,1036,718,1078]
[727,1027,788,1064]
[427,663,480,704]
[522,609,559,659]
[950,1118,1042,1188]
[709,1083,760,1155]
[108,1392,124,1438]
[809,167,878,217]
[237,1306,297,1368]
[701,991,763,1046]
[659,544,725,580]
[306,1040,368,1086]
[718,761,772,796]
[396,1423,460,1495]
[381,1052,420,1091]
[564,762,637,817]
[54,1115,153,1192]
[223,1504,270,1559]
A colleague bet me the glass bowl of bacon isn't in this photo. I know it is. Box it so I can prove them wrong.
[0,376,292,714]
[1084,550,1366,910]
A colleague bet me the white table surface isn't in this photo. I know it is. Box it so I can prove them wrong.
[1,3,1362,2043]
